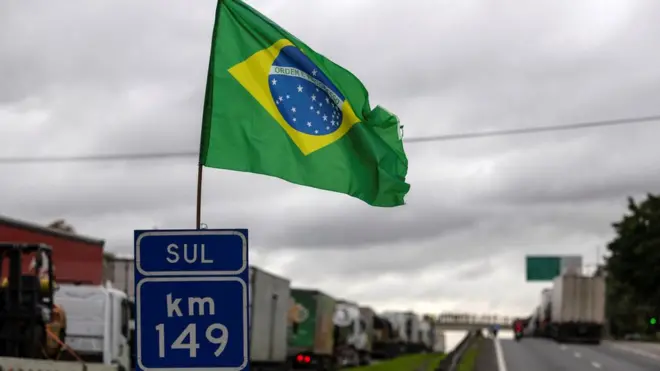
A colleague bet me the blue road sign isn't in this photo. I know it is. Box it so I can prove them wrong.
[134,229,249,371]
[136,230,247,275]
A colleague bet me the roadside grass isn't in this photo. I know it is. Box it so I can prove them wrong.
[425,353,447,370]
[346,353,437,371]
[456,339,481,371]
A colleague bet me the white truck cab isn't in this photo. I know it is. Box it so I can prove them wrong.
[55,282,131,371]
[334,301,368,366]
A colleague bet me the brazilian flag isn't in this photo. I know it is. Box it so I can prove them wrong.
[200,0,410,207]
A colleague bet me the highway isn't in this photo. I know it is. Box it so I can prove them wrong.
[481,337,660,371]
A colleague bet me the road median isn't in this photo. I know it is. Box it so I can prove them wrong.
[346,353,444,371]
[455,338,480,371]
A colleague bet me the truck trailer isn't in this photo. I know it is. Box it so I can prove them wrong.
[549,273,605,344]
[288,288,336,370]
[249,266,291,371]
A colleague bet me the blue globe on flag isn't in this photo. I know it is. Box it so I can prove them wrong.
[268,46,345,136]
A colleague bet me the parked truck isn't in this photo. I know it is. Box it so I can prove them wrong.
[404,311,421,353]
[0,243,122,371]
[288,288,336,370]
[249,266,291,371]
[102,255,134,299]
[358,306,376,365]
[538,288,553,337]
[54,282,131,371]
[548,272,605,344]
[432,329,446,353]
[333,300,362,367]
[372,315,397,359]
[381,311,421,353]
[380,312,406,354]
[419,315,435,352]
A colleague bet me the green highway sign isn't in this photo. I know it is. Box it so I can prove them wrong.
[526,256,561,281]
[525,255,583,281]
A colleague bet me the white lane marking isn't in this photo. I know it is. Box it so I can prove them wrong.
[574,351,581,358]
[559,345,567,351]
[608,343,660,361]
[494,338,508,371]
[591,361,601,368]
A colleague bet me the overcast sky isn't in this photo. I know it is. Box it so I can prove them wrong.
[2,0,660,348]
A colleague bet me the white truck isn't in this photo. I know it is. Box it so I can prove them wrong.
[381,311,421,353]
[55,282,131,370]
[419,317,434,352]
[358,306,376,365]
[0,357,124,371]
[249,266,291,371]
[549,272,606,344]
[333,300,368,367]
[0,282,131,371]
[432,329,446,353]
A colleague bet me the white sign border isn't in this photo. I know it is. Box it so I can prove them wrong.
[136,276,249,371]
[135,230,247,276]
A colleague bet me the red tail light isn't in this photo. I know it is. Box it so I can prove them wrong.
[296,354,311,364]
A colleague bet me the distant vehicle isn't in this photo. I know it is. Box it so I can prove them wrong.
[248,266,291,371]
[490,324,499,338]
[548,272,605,344]
[372,315,398,359]
[333,300,364,367]
[288,288,336,371]
[358,306,376,365]
[513,320,524,341]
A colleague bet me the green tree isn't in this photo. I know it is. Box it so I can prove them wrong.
[47,219,75,233]
[605,194,660,336]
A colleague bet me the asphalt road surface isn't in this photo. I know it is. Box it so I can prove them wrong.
[493,338,660,371]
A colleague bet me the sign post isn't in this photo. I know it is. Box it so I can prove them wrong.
[134,229,249,371]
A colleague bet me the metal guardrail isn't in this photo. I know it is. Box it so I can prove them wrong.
[434,330,479,371]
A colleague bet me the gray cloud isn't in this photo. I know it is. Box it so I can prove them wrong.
[2,0,660,333]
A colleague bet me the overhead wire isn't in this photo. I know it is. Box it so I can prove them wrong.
[1,114,659,164]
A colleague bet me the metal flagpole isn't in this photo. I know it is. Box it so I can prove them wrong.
[196,0,223,230]
[195,163,203,229]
